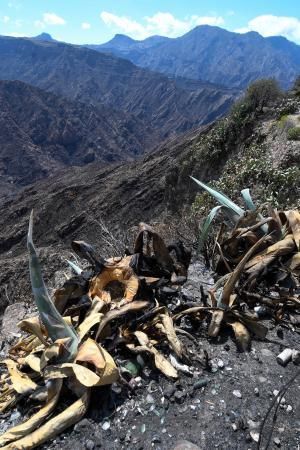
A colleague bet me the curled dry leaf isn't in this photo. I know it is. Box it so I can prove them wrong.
[127,331,178,378]
[4,359,38,395]
[158,313,183,358]
[0,380,62,447]
[89,257,139,303]
[227,320,250,352]
[208,310,224,337]
[1,390,90,450]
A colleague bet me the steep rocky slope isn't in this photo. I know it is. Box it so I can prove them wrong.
[0,95,299,317]
[0,80,155,194]
[95,25,300,88]
[0,35,238,139]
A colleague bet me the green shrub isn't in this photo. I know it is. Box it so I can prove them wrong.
[287,126,300,140]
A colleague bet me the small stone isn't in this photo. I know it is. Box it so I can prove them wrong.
[250,431,260,443]
[258,376,267,383]
[286,405,293,413]
[292,350,300,365]
[146,394,155,404]
[173,440,201,450]
[260,348,273,357]
[232,424,238,431]
[233,390,242,399]
[102,421,110,431]
[174,390,186,404]
[273,389,279,397]
[152,435,161,444]
[273,437,281,447]
[217,360,225,369]
[254,388,259,396]
[164,385,176,399]
[85,440,95,450]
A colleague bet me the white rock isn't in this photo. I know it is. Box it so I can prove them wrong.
[250,431,260,442]
[233,390,242,399]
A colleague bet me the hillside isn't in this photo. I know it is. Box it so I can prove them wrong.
[0,35,238,139]
[0,80,155,194]
[0,94,299,306]
[95,25,300,88]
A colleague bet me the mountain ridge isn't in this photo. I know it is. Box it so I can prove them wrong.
[0,34,238,140]
[93,25,300,88]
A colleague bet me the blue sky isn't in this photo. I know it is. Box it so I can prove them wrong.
[0,0,300,44]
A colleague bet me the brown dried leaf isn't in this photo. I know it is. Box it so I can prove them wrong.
[18,317,48,346]
[286,210,300,250]
[159,314,183,358]
[133,331,178,378]
[4,359,38,395]
[208,310,224,337]
[0,380,62,446]
[1,390,90,450]
[227,320,250,351]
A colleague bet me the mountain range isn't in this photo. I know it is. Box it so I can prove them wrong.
[0,35,237,138]
[91,25,300,89]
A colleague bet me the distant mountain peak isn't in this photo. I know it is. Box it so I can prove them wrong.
[33,33,55,42]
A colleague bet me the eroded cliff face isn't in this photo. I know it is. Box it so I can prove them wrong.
[0,79,157,194]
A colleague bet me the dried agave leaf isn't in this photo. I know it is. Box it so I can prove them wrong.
[158,314,183,358]
[286,210,300,250]
[172,306,210,321]
[45,345,118,387]
[208,310,224,337]
[135,223,174,272]
[75,338,106,370]
[77,312,103,341]
[39,338,74,370]
[18,317,48,346]
[0,380,62,446]
[95,300,149,340]
[5,359,38,395]
[227,320,250,352]
[24,353,42,373]
[287,252,300,275]
[28,211,78,361]
[131,331,178,378]
[9,335,43,357]
[235,315,268,339]
[45,363,100,387]
[1,390,90,450]
[245,235,295,272]
[89,263,139,303]
[222,234,268,305]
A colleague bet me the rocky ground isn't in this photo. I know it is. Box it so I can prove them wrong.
[0,262,299,450]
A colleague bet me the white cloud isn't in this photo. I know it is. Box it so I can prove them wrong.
[236,15,300,43]
[81,22,91,30]
[43,12,66,26]
[100,11,224,40]
[2,15,10,23]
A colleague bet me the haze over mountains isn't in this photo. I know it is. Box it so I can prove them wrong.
[93,25,300,89]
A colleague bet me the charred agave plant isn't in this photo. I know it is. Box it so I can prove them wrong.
[192,177,300,350]
[0,216,193,449]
